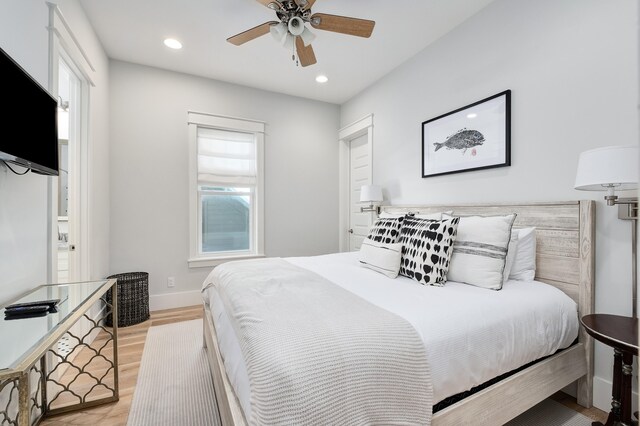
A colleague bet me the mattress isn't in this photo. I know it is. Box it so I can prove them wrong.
[203,252,579,420]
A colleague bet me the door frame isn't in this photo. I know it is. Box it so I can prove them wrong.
[47,3,95,284]
[338,114,373,252]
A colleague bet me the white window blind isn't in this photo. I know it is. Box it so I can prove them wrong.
[197,127,256,186]
[188,112,265,268]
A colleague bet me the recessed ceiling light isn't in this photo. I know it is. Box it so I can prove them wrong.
[164,38,182,49]
[315,75,328,83]
[467,113,477,119]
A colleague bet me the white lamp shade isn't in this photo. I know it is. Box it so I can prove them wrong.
[574,145,639,191]
[360,185,383,203]
[282,32,295,49]
[270,22,287,42]
[288,16,305,36]
[299,27,316,46]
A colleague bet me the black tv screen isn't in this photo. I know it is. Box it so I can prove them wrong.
[0,46,58,176]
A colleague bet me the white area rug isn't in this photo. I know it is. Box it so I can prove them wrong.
[128,319,594,426]
[127,319,220,426]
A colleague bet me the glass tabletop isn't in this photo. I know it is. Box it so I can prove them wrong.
[0,280,110,371]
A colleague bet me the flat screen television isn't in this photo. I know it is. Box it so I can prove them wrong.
[0,46,58,176]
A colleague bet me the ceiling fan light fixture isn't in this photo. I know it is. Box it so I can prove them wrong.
[300,27,315,46]
[288,16,305,36]
[283,32,295,49]
[270,22,287,42]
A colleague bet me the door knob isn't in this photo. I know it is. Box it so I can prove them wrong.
[348,229,354,234]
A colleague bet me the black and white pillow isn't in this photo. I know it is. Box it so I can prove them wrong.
[398,216,460,286]
[367,216,406,244]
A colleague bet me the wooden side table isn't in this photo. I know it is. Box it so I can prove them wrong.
[581,314,638,426]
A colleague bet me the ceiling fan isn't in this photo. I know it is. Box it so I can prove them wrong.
[227,0,375,67]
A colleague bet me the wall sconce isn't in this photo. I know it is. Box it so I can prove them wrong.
[360,185,383,214]
[575,145,638,317]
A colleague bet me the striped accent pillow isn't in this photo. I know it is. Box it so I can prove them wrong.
[359,238,403,278]
[445,214,517,290]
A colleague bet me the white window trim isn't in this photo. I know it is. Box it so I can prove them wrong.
[187,111,265,268]
[46,2,94,283]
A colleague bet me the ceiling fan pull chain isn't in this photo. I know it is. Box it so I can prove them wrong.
[291,36,298,66]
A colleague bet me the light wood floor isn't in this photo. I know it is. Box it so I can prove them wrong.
[41,305,607,425]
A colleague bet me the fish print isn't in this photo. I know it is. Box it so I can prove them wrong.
[433,128,485,154]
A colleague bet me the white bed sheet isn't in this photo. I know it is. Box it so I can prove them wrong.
[204,252,579,419]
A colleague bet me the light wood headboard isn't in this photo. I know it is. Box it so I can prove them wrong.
[381,200,595,406]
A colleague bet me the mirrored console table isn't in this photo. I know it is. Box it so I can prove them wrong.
[0,279,118,425]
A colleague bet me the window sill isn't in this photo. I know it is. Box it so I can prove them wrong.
[188,253,265,269]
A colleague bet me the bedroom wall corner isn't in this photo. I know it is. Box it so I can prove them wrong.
[339,0,639,413]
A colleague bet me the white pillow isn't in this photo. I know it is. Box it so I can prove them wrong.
[359,238,402,278]
[379,212,443,220]
[379,212,405,219]
[414,212,443,220]
[445,213,517,290]
[503,231,519,283]
[509,227,537,281]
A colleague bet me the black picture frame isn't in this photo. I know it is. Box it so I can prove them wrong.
[421,90,511,178]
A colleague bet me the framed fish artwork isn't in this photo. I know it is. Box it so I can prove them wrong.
[422,90,511,178]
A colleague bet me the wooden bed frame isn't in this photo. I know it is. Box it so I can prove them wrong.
[203,200,595,425]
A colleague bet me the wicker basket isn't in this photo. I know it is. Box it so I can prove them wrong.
[105,272,150,327]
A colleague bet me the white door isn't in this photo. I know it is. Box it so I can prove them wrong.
[56,59,82,283]
[348,134,372,251]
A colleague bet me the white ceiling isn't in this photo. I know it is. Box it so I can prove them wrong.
[79,0,495,104]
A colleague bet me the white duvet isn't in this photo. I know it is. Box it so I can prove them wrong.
[203,252,579,419]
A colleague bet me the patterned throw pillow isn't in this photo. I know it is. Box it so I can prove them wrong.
[367,216,406,244]
[398,217,460,286]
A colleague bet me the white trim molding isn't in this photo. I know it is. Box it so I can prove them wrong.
[339,114,374,140]
[150,290,204,312]
[593,375,638,414]
[188,254,265,269]
[47,2,93,284]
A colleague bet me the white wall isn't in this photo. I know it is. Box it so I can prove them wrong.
[340,0,638,412]
[109,60,340,310]
[0,0,110,304]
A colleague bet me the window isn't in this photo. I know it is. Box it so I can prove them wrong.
[188,113,264,267]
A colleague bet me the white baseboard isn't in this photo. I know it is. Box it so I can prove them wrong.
[593,375,638,413]
[150,290,203,311]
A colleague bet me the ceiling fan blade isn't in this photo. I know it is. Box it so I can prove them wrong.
[296,37,317,67]
[227,22,279,46]
[310,13,375,38]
